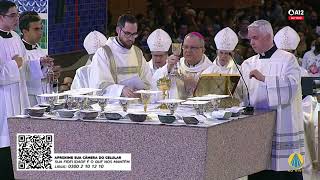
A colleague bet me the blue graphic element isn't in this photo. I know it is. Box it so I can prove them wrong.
[290,154,302,168]
[12,0,48,13]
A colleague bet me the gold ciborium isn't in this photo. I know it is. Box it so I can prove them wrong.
[157,76,171,109]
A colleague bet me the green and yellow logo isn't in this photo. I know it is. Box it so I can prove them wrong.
[288,153,304,169]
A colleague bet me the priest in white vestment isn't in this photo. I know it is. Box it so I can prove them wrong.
[0,1,29,179]
[89,14,151,97]
[202,27,240,74]
[152,32,212,100]
[147,29,172,74]
[239,20,304,179]
[71,30,108,89]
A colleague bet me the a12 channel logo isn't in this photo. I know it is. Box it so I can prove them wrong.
[288,9,304,21]
[288,152,304,169]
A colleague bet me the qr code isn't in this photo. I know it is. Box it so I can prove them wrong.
[17,133,54,170]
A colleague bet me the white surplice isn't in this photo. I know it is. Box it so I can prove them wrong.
[239,49,304,171]
[89,37,152,97]
[0,31,30,148]
[202,57,239,74]
[24,45,47,106]
[152,54,212,100]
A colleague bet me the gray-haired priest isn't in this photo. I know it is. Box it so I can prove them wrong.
[89,14,152,98]
[238,19,304,180]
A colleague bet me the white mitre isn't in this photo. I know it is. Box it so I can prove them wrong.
[214,27,238,51]
[83,30,108,54]
[147,29,172,52]
[274,26,300,50]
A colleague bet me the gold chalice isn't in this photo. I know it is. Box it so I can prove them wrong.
[141,93,151,112]
[172,43,182,56]
[171,43,182,76]
[157,76,171,109]
[135,90,161,112]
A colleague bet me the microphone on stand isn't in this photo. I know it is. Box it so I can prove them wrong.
[229,53,254,115]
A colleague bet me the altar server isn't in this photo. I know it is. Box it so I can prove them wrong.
[0,1,29,179]
[19,12,63,106]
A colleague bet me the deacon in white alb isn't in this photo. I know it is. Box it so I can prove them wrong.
[89,14,152,97]
[147,28,172,74]
[71,30,108,89]
[152,32,212,99]
[274,26,308,76]
[202,27,239,74]
[239,20,304,177]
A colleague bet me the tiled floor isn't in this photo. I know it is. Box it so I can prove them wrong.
[237,170,320,180]
[303,170,320,180]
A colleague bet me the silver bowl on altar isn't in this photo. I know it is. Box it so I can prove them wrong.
[79,110,99,120]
